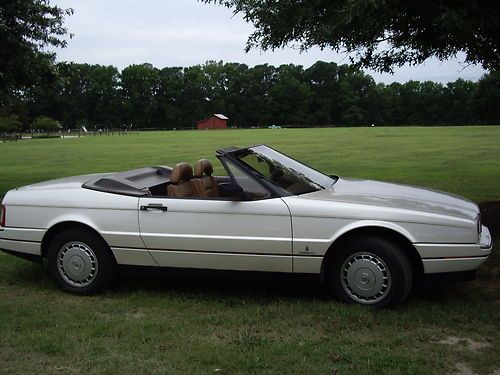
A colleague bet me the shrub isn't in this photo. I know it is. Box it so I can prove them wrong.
[0,116,22,133]
[33,116,61,132]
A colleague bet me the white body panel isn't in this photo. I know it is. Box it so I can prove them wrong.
[138,197,293,272]
[0,172,492,277]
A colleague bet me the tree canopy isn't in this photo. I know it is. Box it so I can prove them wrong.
[33,115,60,132]
[0,0,72,112]
[16,61,500,130]
[206,0,500,72]
[0,115,22,133]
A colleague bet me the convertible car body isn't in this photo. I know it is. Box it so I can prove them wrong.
[0,145,493,307]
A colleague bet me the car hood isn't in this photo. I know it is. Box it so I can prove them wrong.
[303,177,479,220]
[16,173,112,191]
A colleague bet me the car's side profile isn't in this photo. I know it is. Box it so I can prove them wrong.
[0,145,493,307]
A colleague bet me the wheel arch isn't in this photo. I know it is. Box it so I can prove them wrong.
[320,225,424,286]
[41,221,114,262]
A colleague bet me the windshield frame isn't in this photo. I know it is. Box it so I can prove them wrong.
[223,144,337,197]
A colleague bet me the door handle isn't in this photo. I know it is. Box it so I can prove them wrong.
[140,204,168,212]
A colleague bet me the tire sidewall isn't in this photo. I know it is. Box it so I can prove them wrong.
[48,228,115,295]
[328,236,413,308]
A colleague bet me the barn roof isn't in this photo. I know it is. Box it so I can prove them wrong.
[196,114,229,124]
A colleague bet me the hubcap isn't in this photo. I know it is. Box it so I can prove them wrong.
[57,241,98,287]
[340,252,391,304]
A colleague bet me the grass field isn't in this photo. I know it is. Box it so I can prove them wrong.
[0,126,499,374]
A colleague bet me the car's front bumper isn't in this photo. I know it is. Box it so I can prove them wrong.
[415,225,493,274]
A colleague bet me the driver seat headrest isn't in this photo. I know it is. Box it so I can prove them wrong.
[170,162,193,184]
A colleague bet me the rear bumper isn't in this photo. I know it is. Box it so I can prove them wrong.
[415,225,493,274]
[0,230,43,263]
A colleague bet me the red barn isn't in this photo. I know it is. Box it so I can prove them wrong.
[197,114,228,130]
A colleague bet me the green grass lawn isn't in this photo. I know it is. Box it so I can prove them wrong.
[0,126,499,374]
[1,126,500,201]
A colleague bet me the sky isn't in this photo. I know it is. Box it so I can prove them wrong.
[49,0,488,84]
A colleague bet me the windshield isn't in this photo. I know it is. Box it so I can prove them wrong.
[232,145,336,195]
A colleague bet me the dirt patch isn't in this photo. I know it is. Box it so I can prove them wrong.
[439,336,491,352]
[479,201,500,238]
[453,363,476,375]
[451,363,500,375]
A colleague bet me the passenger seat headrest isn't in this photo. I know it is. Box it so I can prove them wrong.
[170,162,193,184]
[194,159,214,178]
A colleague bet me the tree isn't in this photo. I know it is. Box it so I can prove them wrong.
[207,0,500,72]
[268,64,312,126]
[238,64,276,127]
[304,61,343,125]
[180,65,211,128]
[469,71,500,124]
[441,79,476,124]
[33,115,61,133]
[121,64,160,129]
[0,115,22,133]
[156,67,184,129]
[0,0,73,110]
[0,115,22,142]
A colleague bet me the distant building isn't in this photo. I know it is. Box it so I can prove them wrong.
[197,114,228,130]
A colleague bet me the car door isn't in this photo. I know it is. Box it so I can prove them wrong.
[138,160,292,272]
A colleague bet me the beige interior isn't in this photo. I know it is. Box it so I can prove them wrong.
[167,162,201,198]
[193,159,219,198]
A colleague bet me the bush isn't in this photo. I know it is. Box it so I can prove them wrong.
[33,116,61,132]
[0,116,22,133]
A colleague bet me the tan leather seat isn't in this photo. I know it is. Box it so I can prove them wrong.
[193,159,218,198]
[167,162,201,198]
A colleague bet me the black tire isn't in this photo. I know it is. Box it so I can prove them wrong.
[328,236,413,308]
[47,228,116,295]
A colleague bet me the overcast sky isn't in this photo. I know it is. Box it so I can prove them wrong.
[49,0,487,84]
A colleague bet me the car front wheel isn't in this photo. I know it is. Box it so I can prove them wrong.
[47,228,116,295]
[328,236,413,308]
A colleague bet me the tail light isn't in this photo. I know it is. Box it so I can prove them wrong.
[0,205,5,227]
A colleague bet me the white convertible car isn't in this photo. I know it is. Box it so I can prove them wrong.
[0,145,493,307]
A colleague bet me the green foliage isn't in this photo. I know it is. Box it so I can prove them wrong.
[0,116,22,133]
[0,0,72,109]
[33,116,60,132]
[206,0,500,72]
[469,71,500,124]
[121,63,160,129]
[24,61,500,129]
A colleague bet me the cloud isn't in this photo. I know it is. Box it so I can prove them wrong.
[50,0,487,83]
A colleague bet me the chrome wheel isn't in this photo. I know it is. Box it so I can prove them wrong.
[57,241,98,288]
[340,252,391,304]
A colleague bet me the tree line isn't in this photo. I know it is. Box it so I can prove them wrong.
[1,1,499,132]
[2,60,499,131]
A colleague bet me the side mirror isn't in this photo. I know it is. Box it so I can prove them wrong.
[229,184,252,201]
[219,182,252,201]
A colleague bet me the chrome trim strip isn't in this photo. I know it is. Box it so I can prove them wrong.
[140,232,291,242]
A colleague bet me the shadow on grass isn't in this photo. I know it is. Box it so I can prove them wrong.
[112,268,333,302]
[110,265,500,307]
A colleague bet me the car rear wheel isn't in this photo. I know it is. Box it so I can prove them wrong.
[48,228,116,295]
[328,236,413,308]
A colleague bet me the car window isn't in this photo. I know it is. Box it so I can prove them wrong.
[224,159,271,200]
